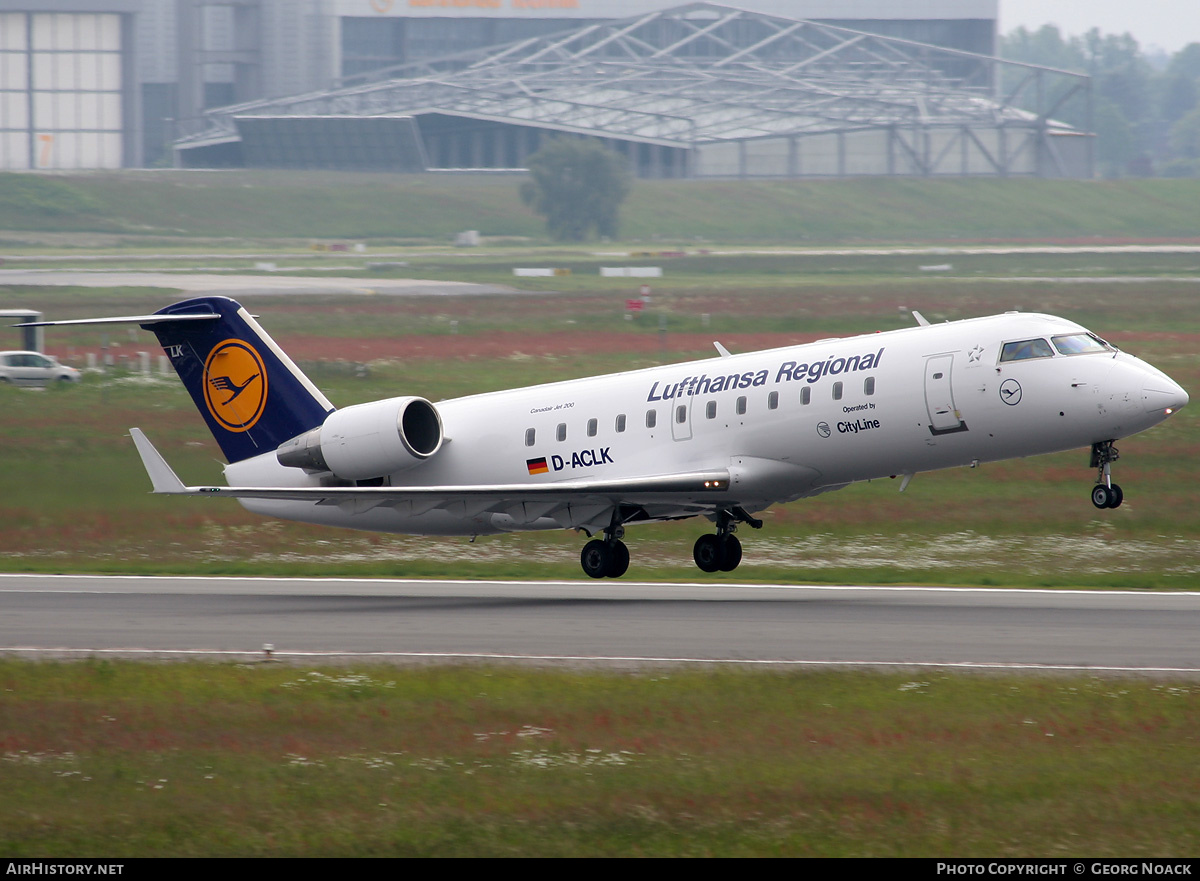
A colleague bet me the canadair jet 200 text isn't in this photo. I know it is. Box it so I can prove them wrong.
[22,298,1187,578]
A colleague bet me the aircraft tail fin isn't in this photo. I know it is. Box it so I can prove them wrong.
[142,297,334,463]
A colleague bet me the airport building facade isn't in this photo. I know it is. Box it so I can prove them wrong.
[0,0,140,169]
[0,0,1093,179]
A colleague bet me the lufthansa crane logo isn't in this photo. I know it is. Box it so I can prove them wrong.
[999,378,1023,406]
[203,340,267,432]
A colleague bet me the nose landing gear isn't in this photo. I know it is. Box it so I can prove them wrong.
[1090,440,1124,509]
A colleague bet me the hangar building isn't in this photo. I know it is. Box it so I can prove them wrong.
[0,0,1092,176]
[0,0,141,169]
[175,2,1093,178]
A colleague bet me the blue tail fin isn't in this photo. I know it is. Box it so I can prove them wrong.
[145,297,334,463]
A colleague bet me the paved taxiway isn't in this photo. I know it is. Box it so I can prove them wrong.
[1,575,1197,672]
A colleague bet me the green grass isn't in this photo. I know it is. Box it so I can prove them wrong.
[4,171,1200,244]
[0,661,1196,857]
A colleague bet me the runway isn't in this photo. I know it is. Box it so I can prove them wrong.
[0,269,519,297]
[1,575,1197,673]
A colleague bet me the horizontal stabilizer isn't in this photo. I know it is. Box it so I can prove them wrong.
[129,428,189,494]
[16,313,219,328]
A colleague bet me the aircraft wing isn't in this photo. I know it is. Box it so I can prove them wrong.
[130,428,730,520]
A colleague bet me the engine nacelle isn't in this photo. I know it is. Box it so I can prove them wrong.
[276,396,443,480]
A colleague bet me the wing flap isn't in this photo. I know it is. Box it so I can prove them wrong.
[189,471,731,504]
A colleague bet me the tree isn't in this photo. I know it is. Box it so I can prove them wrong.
[1093,98,1139,175]
[519,139,632,241]
[1001,26,1200,176]
[1167,43,1200,81]
[1169,106,1200,159]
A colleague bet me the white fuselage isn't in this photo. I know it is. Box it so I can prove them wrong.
[224,312,1186,536]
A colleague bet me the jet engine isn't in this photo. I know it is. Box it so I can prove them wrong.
[276,396,443,480]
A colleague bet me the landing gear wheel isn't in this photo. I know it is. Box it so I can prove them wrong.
[607,540,630,578]
[1091,483,1124,509]
[719,534,742,571]
[693,534,722,573]
[580,538,629,578]
[580,539,611,579]
[1089,441,1124,510]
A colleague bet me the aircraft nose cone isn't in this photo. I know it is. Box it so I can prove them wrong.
[1143,377,1188,415]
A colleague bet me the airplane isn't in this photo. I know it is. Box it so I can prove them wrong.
[21,296,1188,579]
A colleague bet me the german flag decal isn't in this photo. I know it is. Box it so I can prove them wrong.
[526,457,549,475]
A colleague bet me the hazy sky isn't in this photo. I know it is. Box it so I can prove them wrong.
[998,0,1200,54]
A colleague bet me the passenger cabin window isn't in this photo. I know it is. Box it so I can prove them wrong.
[1001,338,1054,361]
[525,428,536,447]
[768,391,779,410]
[800,386,811,406]
[736,396,747,415]
[832,381,843,401]
[616,414,626,432]
[675,404,687,424]
[1052,333,1111,356]
[556,423,567,442]
[865,376,875,395]
[645,410,657,429]
[706,401,717,419]
[587,418,598,437]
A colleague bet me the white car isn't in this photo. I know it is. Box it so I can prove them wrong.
[0,351,81,386]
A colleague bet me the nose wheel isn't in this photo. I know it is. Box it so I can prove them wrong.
[1091,483,1123,509]
[1090,440,1124,509]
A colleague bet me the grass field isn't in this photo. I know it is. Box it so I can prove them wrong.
[1,661,1197,857]
[4,170,1200,244]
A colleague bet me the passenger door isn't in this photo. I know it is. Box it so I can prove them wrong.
[925,354,967,434]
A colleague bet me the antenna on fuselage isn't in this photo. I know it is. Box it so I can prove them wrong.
[911,311,931,327]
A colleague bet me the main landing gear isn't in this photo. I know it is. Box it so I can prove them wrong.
[580,535,629,579]
[580,513,630,579]
[693,507,763,574]
[577,506,766,578]
[1090,440,1124,509]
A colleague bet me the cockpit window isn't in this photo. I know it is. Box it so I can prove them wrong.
[1052,333,1111,356]
[1000,338,1054,362]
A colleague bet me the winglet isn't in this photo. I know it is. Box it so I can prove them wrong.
[129,428,191,494]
